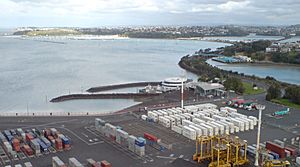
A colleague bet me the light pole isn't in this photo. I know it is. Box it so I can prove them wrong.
[255,104,265,166]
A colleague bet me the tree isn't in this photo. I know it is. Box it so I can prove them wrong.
[224,77,244,94]
[266,83,281,101]
[284,86,300,104]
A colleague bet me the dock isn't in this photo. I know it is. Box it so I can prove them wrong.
[50,93,160,102]
[86,82,161,93]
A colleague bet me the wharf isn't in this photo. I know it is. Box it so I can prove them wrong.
[50,93,160,102]
[87,82,161,93]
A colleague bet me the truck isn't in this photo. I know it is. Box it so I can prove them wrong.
[272,108,290,117]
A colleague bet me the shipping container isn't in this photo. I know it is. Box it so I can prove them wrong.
[24,162,33,167]
[266,141,286,158]
[116,129,129,146]
[229,118,245,131]
[285,146,297,156]
[273,139,285,148]
[52,156,67,167]
[40,136,51,148]
[12,138,20,152]
[248,116,258,126]
[55,138,63,151]
[182,126,196,140]
[135,145,145,157]
[26,133,34,141]
[188,125,202,137]
[296,157,300,165]
[22,145,33,156]
[200,123,214,136]
[30,139,41,155]
[100,160,112,167]
[69,157,84,167]
[143,133,158,142]
[171,125,182,134]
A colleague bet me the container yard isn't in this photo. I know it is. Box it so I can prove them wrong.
[0,127,71,166]
[0,100,300,167]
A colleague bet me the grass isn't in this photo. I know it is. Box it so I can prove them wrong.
[242,82,265,95]
[271,99,300,110]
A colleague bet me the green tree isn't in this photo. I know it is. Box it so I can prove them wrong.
[224,77,244,94]
[266,83,281,101]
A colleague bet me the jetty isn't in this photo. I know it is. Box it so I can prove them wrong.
[86,82,161,93]
[50,93,160,102]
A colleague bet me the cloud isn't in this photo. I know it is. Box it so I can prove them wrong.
[0,0,299,27]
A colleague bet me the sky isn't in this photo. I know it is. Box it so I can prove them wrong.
[0,0,299,27]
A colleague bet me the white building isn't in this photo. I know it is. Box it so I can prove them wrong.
[162,77,188,92]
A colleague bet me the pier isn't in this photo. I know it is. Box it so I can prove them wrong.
[86,82,161,93]
[50,93,160,102]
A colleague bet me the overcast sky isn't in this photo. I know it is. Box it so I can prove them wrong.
[0,0,299,27]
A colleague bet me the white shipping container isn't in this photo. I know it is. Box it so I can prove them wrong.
[141,115,148,121]
[248,116,258,126]
[189,125,202,137]
[164,116,176,127]
[216,121,230,135]
[230,118,244,131]
[52,156,65,167]
[220,121,235,134]
[135,145,145,156]
[69,157,84,167]
[182,120,193,126]
[235,118,249,131]
[182,126,196,140]
[192,118,205,125]
[159,117,171,128]
[171,125,182,134]
[24,162,33,167]
[193,124,208,136]
[210,122,224,135]
[296,157,300,165]
[200,123,214,136]
[206,123,219,136]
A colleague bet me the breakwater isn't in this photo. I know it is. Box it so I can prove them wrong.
[86,82,161,93]
[50,93,160,103]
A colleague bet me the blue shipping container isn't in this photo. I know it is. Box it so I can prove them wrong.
[269,152,279,160]
[6,135,13,142]
[40,137,51,148]
[4,130,11,137]
[135,139,145,147]
[61,137,70,145]
[39,141,48,152]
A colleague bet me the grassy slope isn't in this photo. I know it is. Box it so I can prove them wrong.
[26,29,82,36]
[271,99,300,110]
[242,82,265,95]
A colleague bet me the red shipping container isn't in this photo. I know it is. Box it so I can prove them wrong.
[285,147,297,156]
[12,139,20,152]
[144,132,158,142]
[266,141,286,158]
[22,145,33,156]
[55,138,63,150]
[44,129,51,137]
[101,160,112,167]
[25,133,34,141]
[64,144,70,150]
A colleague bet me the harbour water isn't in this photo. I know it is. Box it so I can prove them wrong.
[1,32,299,114]
[0,35,228,113]
[207,59,300,85]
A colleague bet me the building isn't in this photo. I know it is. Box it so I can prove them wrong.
[266,46,279,52]
[162,77,188,92]
[234,55,252,62]
[187,82,225,96]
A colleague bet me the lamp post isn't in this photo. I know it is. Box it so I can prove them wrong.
[255,104,265,166]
